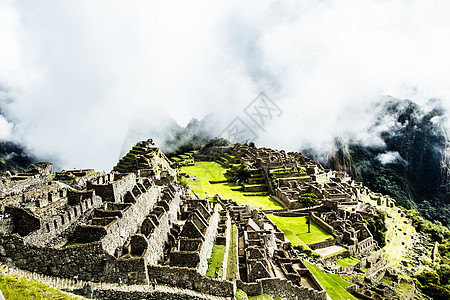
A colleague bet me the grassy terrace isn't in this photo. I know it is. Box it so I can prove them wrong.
[0,274,79,300]
[305,261,358,300]
[267,214,333,248]
[362,194,415,267]
[227,225,239,280]
[335,257,360,268]
[181,161,283,210]
[206,244,225,278]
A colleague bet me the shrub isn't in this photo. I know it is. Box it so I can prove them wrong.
[294,244,305,253]
[365,210,387,247]
[298,193,320,207]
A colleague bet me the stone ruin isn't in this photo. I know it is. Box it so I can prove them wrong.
[0,140,335,300]
[218,144,383,260]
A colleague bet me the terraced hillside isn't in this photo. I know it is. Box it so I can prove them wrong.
[176,144,440,300]
[114,139,173,176]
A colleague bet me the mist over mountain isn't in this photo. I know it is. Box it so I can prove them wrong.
[2,1,450,172]
[0,1,450,226]
[311,97,450,225]
[133,96,450,226]
[0,140,36,175]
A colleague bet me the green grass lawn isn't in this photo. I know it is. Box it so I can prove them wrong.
[181,161,283,210]
[335,257,360,268]
[267,214,333,246]
[0,274,79,300]
[305,261,358,300]
[206,244,226,278]
[227,225,239,280]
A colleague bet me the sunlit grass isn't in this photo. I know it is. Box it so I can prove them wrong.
[181,161,283,210]
[305,261,358,300]
[335,257,360,268]
[0,274,80,300]
[267,214,333,246]
[206,244,226,278]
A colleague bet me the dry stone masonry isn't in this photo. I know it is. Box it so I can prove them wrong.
[0,140,405,299]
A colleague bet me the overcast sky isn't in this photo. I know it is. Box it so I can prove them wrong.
[0,0,449,170]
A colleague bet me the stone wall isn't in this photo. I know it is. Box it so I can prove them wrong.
[0,234,148,284]
[0,175,50,206]
[197,207,219,275]
[356,236,376,255]
[359,249,383,269]
[275,189,301,209]
[147,264,234,297]
[145,187,181,264]
[9,194,103,247]
[237,278,327,300]
[90,289,215,300]
[236,280,263,296]
[310,212,335,236]
[323,250,350,262]
[221,212,231,280]
[307,238,336,250]
[0,218,13,234]
[365,255,387,278]
[100,187,159,256]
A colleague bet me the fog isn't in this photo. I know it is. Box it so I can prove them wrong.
[0,0,449,170]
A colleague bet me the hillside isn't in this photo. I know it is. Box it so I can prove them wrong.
[0,141,36,175]
[0,139,449,299]
[317,98,450,225]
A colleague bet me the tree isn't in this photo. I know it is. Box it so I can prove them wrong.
[365,210,388,247]
[438,264,450,286]
[298,193,320,207]
[417,270,441,287]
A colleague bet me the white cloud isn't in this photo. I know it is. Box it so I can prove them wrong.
[0,0,449,170]
[377,151,407,165]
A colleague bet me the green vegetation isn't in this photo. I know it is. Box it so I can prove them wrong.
[0,274,79,300]
[227,225,238,280]
[235,289,249,300]
[206,244,225,278]
[364,210,388,247]
[267,214,333,246]
[305,261,358,300]
[416,269,450,299]
[335,257,360,268]
[364,195,415,267]
[403,209,450,243]
[235,289,279,300]
[249,294,274,299]
[297,193,320,208]
[181,161,283,210]
[64,241,85,247]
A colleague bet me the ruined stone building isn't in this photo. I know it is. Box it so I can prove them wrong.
[0,140,391,300]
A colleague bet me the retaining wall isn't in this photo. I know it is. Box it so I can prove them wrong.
[237,278,327,300]
[147,264,234,297]
[0,234,148,284]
